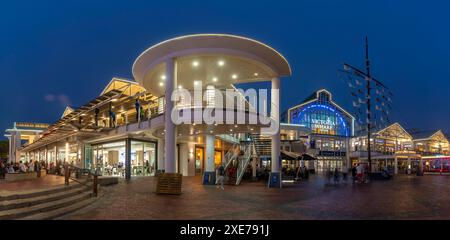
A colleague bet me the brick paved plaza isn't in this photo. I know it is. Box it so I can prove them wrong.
[59,174,450,220]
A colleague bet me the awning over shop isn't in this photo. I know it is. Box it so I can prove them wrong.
[281,150,316,161]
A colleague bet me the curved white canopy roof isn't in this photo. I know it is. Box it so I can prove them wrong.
[132,34,292,95]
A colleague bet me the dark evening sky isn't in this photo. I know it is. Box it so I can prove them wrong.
[1,0,449,139]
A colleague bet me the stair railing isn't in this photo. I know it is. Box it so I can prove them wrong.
[64,164,100,197]
[235,142,256,185]
[223,144,239,171]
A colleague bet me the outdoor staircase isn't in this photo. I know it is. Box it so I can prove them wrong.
[249,133,271,156]
[0,181,96,220]
[235,143,257,185]
[223,142,257,186]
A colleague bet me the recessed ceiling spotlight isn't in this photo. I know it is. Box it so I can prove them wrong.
[161,75,166,80]
[232,74,238,79]
[178,85,183,89]
[218,60,225,66]
[192,61,199,67]
[254,73,259,77]
[229,129,233,132]
[234,125,238,128]
[212,77,218,82]
[159,82,164,86]
[194,81,200,86]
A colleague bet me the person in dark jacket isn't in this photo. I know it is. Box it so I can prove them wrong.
[351,164,357,184]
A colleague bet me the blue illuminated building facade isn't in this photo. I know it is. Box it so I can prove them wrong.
[284,89,355,171]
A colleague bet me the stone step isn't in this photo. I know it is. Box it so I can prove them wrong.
[19,197,97,220]
[0,191,92,220]
[0,185,92,211]
[0,181,85,201]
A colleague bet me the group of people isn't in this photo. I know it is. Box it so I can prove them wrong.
[324,164,370,185]
[280,165,310,181]
[0,159,47,179]
[351,163,369,184]
[325,167,347,184]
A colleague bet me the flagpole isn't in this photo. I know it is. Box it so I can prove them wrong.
[365,36,372,178]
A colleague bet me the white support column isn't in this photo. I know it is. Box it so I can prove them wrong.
[54,145,58,163]
[203,134,216,184]
[252,156,257,179]
[164,58,177,173]
[7,136,12,164]
[407,157,411,174]
[205,134,215,172]
[78,142,85,168]
[394,156,398,174]
[65,142,69,163]
[45,147,48,164]
[269,77,281,188]
[419,157,423,176]
[179,143,189,176]
[157,138,165,172]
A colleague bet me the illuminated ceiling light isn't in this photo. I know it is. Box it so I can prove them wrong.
[178,85,183,89]
[214,123,218,126]
[210,130,213,134]
[232,74,238,79]
[212,77,218,82]
[192,61,199,67]
[250,128,254,131]
[218,60,225,66]
[161,75,166,80]
[234,125,238,128]
[111,98,118,102]
[254,72,259,77]
[159,82,164,86]
[194,80,200,86]
[81,113,86,116]
[229,129,233,132]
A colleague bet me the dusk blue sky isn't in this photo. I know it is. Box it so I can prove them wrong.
[1,0,449,139]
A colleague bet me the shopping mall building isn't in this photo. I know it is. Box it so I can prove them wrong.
[5,34,450,187]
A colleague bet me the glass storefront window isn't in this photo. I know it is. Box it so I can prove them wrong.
[214,150,222,167]
[93,141,126,177]
[195,148,204,175]
[91,140,157,177]
[131,140,156,176]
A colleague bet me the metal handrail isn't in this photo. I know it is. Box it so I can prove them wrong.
[235,142,256,185]
[64,164,99,197]
[223,144,239,171]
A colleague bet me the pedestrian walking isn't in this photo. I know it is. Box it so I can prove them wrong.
[351,164,357,184]
[216,164,225,190]
[342,165,348,182]
[333,167,339,183]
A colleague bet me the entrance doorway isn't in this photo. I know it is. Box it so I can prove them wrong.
[195,147,204,176]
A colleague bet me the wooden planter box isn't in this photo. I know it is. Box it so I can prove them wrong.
[5,172,37,182]
[155,173,182,195]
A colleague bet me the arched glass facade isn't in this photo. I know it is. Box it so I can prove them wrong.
[289,91,353,137]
